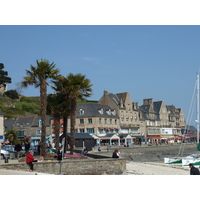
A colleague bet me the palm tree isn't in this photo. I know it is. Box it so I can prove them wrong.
[67,73,93,154]
[47,94,62,151]
[52,76,71,153]
[21,59,60,156]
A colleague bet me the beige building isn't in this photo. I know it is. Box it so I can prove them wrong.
[99,91,141,138]
[139,98,186,140]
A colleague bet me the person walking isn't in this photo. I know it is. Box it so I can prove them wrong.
[26,150,37,172]
[189,163,200,175]
[14,143,22,159]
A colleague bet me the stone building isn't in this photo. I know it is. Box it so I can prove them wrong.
[139,98,186,141]
[64,103,122,146]
[4,116,52,146]
[99,91,141,138]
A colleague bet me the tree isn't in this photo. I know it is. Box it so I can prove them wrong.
[21,59,60,156]
[52,76,71,153]
[4,89,19,99]
[4,130,18,145]
[47,94,62,151]
[67,73,93,154]
[0,63,11,94]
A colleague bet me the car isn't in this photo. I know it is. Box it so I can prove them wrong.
[1,149,10,160]
[2,145,26,158]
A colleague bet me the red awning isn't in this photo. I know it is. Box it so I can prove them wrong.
[174,135,190,139]
[147,135,161,139]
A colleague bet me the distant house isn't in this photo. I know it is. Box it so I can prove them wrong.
[4,116,52,146]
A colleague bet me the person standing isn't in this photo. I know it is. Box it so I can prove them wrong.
[189,163,200,175]
[14,143,22,159]
[25,140,30,154]
[57,146,63,162]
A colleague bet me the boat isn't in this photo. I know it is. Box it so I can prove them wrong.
[164,73,200,166]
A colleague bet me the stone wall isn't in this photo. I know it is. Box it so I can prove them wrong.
[0,158,126,175]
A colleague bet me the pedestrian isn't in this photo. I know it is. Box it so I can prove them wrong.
[25,140,30,154]
[112,149,120,158]
[57,146,63,162]
[26,150,38,172]
[189,163,200,175]
[98,146,101,152]
[14,143,22,159]
[81,146,88,156]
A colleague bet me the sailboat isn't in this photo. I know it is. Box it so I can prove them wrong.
[164,73,200,166]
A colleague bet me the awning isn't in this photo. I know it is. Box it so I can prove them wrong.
[147,135,161,139]
[174,135,190,139]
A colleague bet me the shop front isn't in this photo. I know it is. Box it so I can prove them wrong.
[30,135,51,146]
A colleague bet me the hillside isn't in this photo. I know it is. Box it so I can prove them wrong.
[0,95,98,119]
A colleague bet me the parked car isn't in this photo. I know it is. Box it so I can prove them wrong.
[0,149,10,159]
[2,145,26,158]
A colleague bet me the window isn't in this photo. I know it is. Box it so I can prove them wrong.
[79,109,84,115]
[112,110,116,115]
[38,119,42,127]
[99,118,102,124]
[80,129,85,133]
[110,119,112,124]
[88,119,92,124]
[98,108,104,114]
[99,128,104,134]
[106,109,111,115]
[115,119,117,125]
[87,128,94,134]
[80,119,84,124]
[104,119,107,124]
[36,130,41,136]
[16,130,26,138]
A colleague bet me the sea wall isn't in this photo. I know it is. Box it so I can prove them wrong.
[0,158,126,175]
[119,143,200,162]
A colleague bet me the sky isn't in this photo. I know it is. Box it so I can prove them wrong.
[1,25,200,125]
[1,1,200,194]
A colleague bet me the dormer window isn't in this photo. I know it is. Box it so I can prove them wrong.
[112,110,116,115]
[79,109,84,115]
[38,119,42,127]
[106,109,111,115]
[98,108,104,115]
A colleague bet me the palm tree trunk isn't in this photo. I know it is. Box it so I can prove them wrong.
[54,110,60,151]
[63,114,69,153]
[70,97,77,155]
[40,79,47,156]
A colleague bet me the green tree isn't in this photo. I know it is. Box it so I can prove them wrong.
[4,130,18,145]
[47,94,63,151]
[52,76,71,153]
[21,59,60,156]
[0,63,11,94]
[5,89,19,99]
[67,73,93,154]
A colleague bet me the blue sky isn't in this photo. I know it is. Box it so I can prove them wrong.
[1,25,200,125]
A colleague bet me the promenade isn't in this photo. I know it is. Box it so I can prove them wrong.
[0,143,197,175]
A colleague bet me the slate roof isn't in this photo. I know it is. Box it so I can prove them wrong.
[66,132,94,139]
[76,103,119,118]
[107,92,127,110]
[139,101,163,120]
[5,116,52,129]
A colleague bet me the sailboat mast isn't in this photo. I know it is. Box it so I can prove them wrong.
[197,73,199,144]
